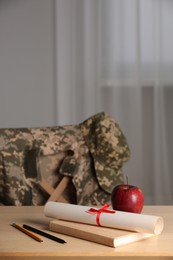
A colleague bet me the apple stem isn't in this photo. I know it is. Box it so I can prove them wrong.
[126,175,128,185]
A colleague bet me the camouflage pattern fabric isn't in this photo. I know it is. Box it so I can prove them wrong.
[0,112,130,206]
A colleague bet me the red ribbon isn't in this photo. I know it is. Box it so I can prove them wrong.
[86,204,115,226]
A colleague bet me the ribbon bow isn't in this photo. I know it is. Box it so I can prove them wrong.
[86,204,115,226]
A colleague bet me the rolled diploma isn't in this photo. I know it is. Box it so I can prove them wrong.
[44,201,164,235]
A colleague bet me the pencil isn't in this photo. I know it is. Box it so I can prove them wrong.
[23,224,66,244]
[11,223,43,242]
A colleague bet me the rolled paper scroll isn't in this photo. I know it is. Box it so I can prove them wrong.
[44,202,164,235]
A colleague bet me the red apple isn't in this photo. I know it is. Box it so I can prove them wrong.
[111,184,144,213]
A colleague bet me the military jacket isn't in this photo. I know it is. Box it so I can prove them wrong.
[0,112,130,206]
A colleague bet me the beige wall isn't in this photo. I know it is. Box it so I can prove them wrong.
[0,0,56,127]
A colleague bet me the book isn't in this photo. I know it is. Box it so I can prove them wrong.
[49,219,155,248]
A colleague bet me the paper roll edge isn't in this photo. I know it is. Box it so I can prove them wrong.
[44,201,55,218]
[154,216,164,235]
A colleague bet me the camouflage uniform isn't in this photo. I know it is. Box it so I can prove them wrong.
[0,112,130,206]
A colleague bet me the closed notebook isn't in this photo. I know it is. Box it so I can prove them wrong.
[49,219,155,248]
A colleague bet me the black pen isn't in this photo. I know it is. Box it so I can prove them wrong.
[23,224,66,244]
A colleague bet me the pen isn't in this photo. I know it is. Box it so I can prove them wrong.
[11,223,43,242]
[23,224,66,244]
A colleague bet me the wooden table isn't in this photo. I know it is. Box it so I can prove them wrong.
[0,205,173,259]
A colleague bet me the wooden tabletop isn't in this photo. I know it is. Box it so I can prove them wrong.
[0,205,173,260]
